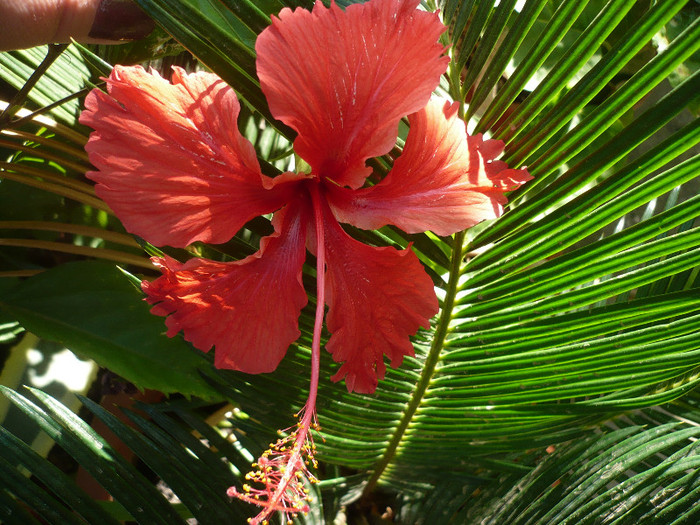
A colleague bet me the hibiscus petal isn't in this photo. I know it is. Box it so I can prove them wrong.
[256,0,448,189]
[80,65,288,248]
[326,99,533,235]
[142,204,309,374]
[319,204,438,393]
[470,133,534,197]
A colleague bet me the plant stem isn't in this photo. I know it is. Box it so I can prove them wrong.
[0,138,89,173]
[0,239,154,270]
[0,129,90,161]
[0,168,107,211]
[0,221,139,248]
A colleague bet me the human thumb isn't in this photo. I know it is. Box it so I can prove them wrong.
[0,0,154,52]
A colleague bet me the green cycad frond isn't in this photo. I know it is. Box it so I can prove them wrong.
[0,44,89,126]
[185,0,698,503]
[2,386,698,523]
[401,396,700,524]
[0,385,261,524]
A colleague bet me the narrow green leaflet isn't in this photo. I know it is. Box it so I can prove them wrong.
[79,396,251,523]
[0,45,91,125]
[462,424,700,525]
[0,425,121,525]
[0,387,260,524]
[0,386,183,524]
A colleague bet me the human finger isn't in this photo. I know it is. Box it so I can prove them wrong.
[0,0,153,52]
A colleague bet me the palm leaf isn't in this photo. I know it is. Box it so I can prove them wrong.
[402,397,700,523]
[460,398,700,524]
[0,385,261,524]
[1,387,698,524]
[0,44,89,126]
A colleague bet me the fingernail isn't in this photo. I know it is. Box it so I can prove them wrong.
[89,0,155,41]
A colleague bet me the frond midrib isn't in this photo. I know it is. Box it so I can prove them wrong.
[361,230,466,495]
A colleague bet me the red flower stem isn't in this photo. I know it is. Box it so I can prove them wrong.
[307,182,325,422]
[246,184,325,525]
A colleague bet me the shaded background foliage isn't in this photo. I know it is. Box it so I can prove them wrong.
[0,0,699,523]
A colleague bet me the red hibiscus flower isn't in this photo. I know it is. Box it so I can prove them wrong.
[80,0,530,521]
